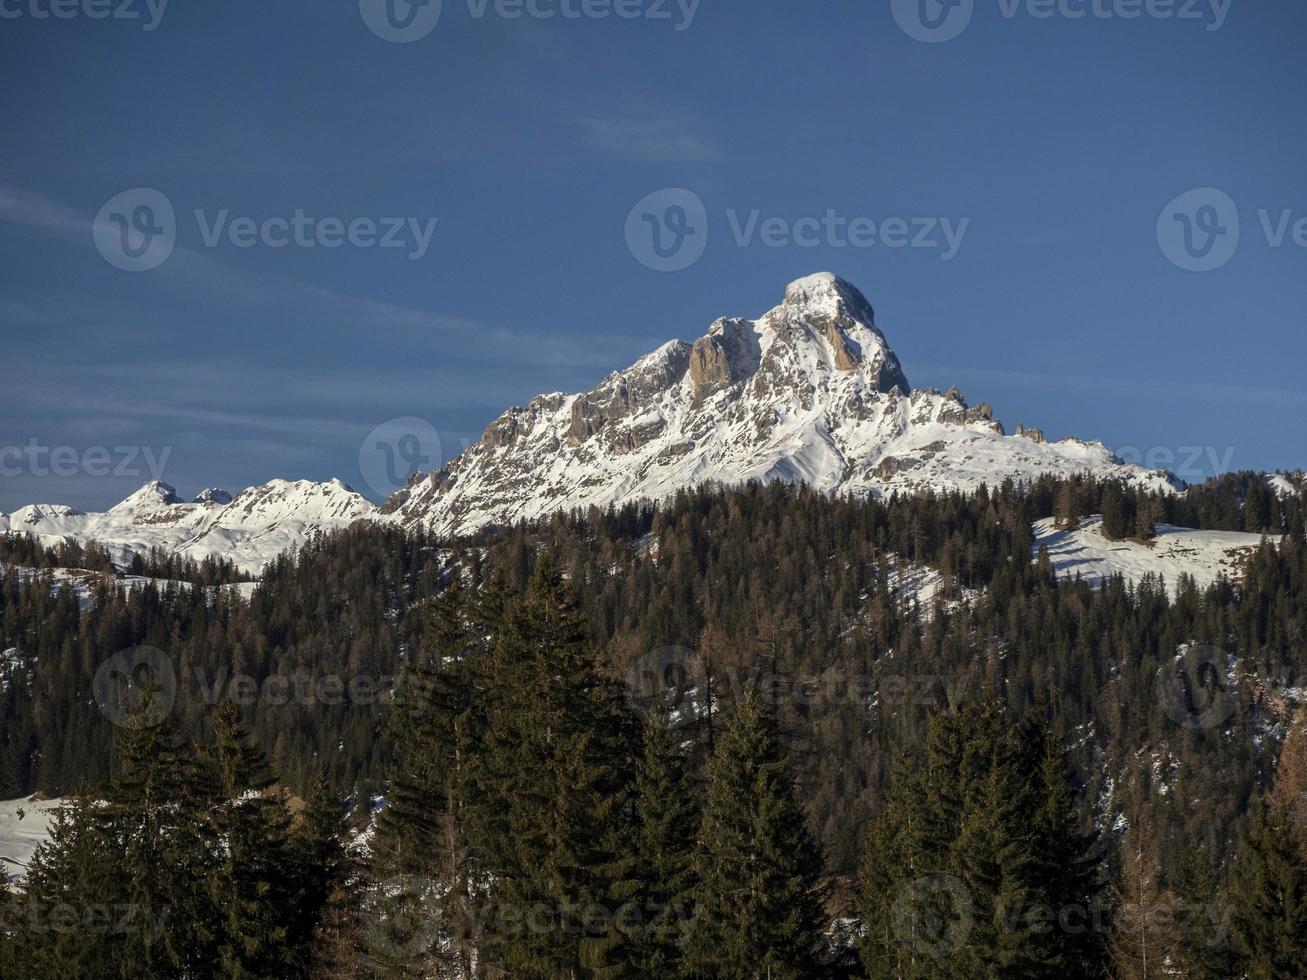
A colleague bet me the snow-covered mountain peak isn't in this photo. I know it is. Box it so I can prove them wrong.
[3,276,1188,562]
[109,480,182,515]
[193,488,233,506]
[382,274,1177,537]
[781,271,876,321]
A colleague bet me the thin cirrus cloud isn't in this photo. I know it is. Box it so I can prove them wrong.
[0,183,638,373]
[573,111,720,162]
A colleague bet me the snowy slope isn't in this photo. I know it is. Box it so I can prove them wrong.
[0,479,373,576]
[384,273,1180,537]
[0,796,61,881]
[1033,516,1276,593]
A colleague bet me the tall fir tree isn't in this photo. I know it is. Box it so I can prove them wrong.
[463,558,639,978]
[370,569,482,977]
[629,708,699,977]
[858,702,1107,979]
[687,695,826,979]
[205,698,301,979]
[1225,801,1307,977]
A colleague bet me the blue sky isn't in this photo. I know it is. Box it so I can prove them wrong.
[2,0,1305,511]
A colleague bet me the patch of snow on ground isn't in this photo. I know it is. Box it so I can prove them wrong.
[0,797,61,881]
[1033,516,1275,593]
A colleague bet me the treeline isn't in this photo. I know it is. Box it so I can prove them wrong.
[126,545,255,586]
[1,699,348,978]
[1,477,1305,888]
[0,533,251,586]
[0,533,116,574]
[6,563,1304,976]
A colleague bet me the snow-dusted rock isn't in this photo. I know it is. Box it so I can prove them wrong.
[384,274,1179,537]
[0,479,373,576]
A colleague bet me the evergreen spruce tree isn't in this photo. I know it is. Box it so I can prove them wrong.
[7,798,128,977]
[293,776,358,979]
[103,696,222,978]
[628,708,699,977]
[205,698,301,979]
[1225,801,1307,977]
[463,559,639,978]
[370,570,481,976]
[858,702,1107,979]
[687,695,826,979]
[1101,484,1128,541]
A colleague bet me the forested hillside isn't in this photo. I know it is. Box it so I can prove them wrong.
[2,473,1306,975]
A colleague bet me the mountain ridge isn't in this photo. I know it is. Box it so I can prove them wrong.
[4,274,1218,571]
[381,273,1180,536]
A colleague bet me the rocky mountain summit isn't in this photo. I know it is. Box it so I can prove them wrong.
[382,273,1179,537]
[3,275,1195,571]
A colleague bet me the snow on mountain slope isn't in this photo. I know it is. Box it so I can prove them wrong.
[1033,516,1276,593]
[383,273,1179,537]
[0,479,373,576]
[0,796,61,881]
[1269,472,1303,498]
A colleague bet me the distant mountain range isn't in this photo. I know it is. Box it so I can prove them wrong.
[6,273,1291,576]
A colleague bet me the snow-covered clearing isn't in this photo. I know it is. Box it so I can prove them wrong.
[1033,516,1275,593]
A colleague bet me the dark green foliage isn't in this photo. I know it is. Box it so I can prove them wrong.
[1,474,1305,974]
[629,709,699,976]
[858,703,1106,979]
[687,695,826,978]
[1225,802,1307,977]
[465,559,640,977]
[5,700,346,979]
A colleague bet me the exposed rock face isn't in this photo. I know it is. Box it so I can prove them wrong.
[382,273,1179,537]
[193,488,233,505]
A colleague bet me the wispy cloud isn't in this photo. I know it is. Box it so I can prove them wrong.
[573,108,720,162]
[0,183,646,372]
